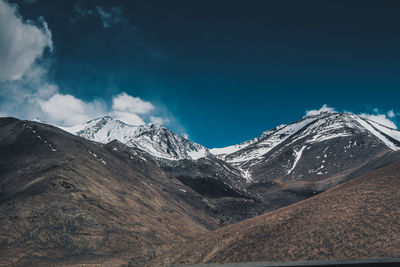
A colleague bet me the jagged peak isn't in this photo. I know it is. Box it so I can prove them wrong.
[63,115,208,161]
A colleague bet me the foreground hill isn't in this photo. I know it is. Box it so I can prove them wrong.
[149,155,400,265]
[0,118,220,266]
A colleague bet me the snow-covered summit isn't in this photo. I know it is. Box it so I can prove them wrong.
[213,112,400,166]
[61,111,400,165]
[62,116,210,160]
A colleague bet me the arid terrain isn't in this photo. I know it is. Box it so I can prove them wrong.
[1,116,400,266]
[149,157,400,266]
[0,118,220,266]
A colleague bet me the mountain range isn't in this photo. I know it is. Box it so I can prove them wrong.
[64,111,400,223]
[1,110,400,266]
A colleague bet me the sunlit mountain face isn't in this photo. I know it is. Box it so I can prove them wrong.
[1,0,400,266]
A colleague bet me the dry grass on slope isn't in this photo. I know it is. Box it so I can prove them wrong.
[150,159,400,266]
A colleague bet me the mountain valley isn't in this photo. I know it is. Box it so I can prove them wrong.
[1,110,400,266]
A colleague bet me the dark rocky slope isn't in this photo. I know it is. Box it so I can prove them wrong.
[158,157,266,224]
[0,117,220,266]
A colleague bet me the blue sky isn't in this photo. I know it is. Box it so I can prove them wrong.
[0,0,400,147]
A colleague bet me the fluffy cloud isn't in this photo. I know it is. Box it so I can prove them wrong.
[39,94,106,126]
[0,0,187,139]
[36,91,171,127]
[0,0,52,82]
[305,104,336,117]
[109,92,161,125]
[0,0,172,129]
[0,0,56,122]
[112,92,154,114]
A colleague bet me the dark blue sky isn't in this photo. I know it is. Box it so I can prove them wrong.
[10,0,400,147]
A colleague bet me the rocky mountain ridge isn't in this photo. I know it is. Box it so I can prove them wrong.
[64,112,400,166]
[60,112,400,224]
[62,116,210,161]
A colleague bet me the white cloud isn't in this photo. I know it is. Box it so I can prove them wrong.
[387,110,395,118]
[0,0,52,82]
[110,92,159,125]
[0,0,181,133]
[39,93,106,126]
[38,92,166,127]
[112,92,154,114]
[305,104,336,117]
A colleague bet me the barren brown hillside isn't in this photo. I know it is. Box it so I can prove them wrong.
[0,118,220,266]
[149,157,400,266]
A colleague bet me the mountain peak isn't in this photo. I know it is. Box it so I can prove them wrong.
[63,117,209,160]
[61,111,400,163]
[215,111,400,166]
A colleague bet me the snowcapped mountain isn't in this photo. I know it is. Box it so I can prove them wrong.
[62,116,210,160]
[62,112,400,180]
[212,111,400,169]
[30,111,400,223]
[207,111,400,216]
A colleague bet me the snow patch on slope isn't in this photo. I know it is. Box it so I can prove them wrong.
[288,146,306,174]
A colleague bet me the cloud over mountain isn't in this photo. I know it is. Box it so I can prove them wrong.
[0,0,174,129]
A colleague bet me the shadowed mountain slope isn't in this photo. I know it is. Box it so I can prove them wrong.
[149,155,400,266]
[0,117,220,266]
